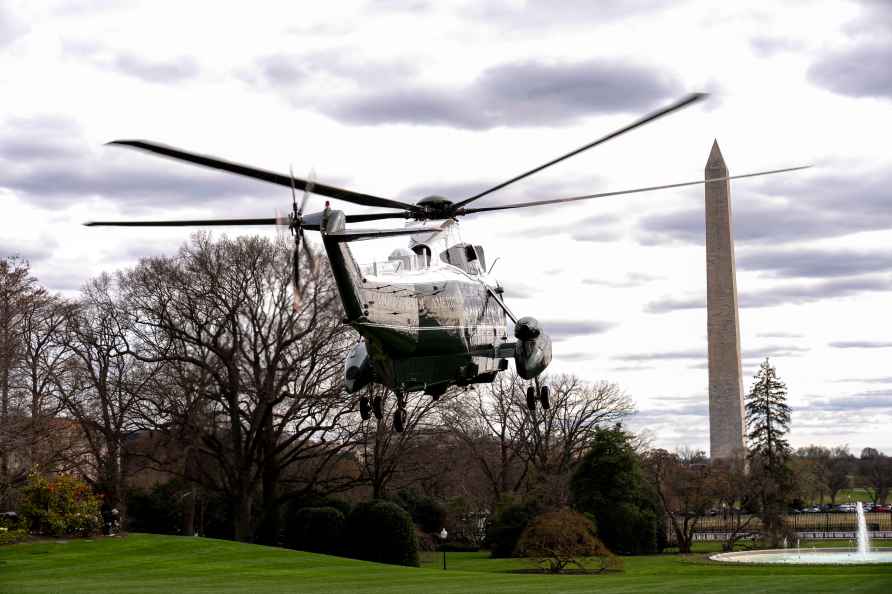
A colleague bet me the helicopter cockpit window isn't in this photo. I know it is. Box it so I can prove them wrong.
[439,242,482,274]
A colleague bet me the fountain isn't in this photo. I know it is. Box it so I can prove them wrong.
[711,502,892,565]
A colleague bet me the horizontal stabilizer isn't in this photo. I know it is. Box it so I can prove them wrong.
[325,226,441,242]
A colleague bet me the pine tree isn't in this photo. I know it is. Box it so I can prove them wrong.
[745,357,791,466]
[744,357,793,547]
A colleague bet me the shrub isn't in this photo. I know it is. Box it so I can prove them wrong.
[515,508,621,573]
[285,507,345,555]
[20,473,102,537]
[485,500,540,558]
[126,481,187,535]
[0,526,29,545]
[344,500,419,566]
[392,491,447,534]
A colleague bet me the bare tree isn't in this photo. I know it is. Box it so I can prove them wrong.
[859,448,891,505]
[124,234,357,542]
[58,273,155,519]
[442,373,530,504]
[0,257,52,505]
[643,449,713,554]
[518,374,634,505]
[356,384,449,499]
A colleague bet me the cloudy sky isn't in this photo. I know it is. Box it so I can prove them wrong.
[2,0,890,453]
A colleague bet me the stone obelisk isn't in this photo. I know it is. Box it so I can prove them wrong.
[705,140,745,460]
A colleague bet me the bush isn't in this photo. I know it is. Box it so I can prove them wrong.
[485,500,541,558]
[126,481,187,535]
[391,491,447,534]
[285,507,344,555]
[0,526,29,545]
[515,508,621,573]
[344,500,419,567]
[19,473,102,537]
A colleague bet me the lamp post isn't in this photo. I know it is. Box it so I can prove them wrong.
[438,528,448,570]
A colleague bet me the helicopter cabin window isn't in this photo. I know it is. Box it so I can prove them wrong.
[412,244,432,268]
[388,248,416,272]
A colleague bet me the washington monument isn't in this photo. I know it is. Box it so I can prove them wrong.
[705,140,746,460]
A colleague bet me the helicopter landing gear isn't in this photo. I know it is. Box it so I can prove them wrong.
[372,395,384,420]
[526,386,537,411]
[539,384,550,410]
[393,407,407,432]
[393,390,407,433]
[526,381,550,412]
[359,396,371,420]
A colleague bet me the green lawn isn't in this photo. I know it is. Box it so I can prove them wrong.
[1,534,891,594]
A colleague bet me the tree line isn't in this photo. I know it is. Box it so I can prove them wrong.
[1,236,889,552]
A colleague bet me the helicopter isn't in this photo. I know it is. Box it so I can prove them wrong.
[86,92,808,432]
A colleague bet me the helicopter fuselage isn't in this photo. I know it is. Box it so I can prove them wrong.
[321,210,520,395]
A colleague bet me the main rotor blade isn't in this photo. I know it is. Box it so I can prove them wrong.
[458,165,812,215]
[85,218,278,227]
[108,140,418,212]
[452,92,708,210]
[84,211,409,227]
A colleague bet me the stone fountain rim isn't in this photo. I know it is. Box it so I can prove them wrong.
[711,547,892,564]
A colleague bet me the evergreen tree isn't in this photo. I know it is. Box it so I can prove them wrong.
[744,358,793,546]
[745,358,791,464]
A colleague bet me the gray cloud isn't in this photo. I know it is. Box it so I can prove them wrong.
[646,275,892,313]
[750,35,805,58]
[644,295,703,314]
[584,271,661,288]
[739,276,892,308]
[833,376,892,384]
[0,116,286,210]
[742,345,809,359]
[469,1,674,31]
[637,169,892,247]
[806,1,892,99]
[64,40,200,84]
[0,236,58,263]
[322,58,681,129]
[737,247,892,278]
[829,340,892,349]
[0,3,27,47]
[111,53,200,83]
[807,390,892,413]
[541,319,616,341]
[614,348,705,362]
[757,331,803,339]
[808,42,892,99]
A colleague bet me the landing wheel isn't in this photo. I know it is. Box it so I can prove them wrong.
[538,385,550,410]
[359,397,371,420]
[393,407,407,433]
[526,386,537,411]
[372,396,384,420]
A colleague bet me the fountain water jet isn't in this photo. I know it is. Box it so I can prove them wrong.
[856,501,870,555]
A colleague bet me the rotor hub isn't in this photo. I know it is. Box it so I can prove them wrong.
[415,195,454,219]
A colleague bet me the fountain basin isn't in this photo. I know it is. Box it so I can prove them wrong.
[711,548,892,565]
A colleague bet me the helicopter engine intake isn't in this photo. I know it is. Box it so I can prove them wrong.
[513,316,552,379]
[344,340,374,393]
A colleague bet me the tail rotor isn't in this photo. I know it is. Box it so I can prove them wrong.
[290,167,317,311]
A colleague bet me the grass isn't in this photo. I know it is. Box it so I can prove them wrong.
[0,534,890,594]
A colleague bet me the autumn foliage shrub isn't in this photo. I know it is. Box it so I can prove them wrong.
[19,473,102,537]
[515,508,621,573]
